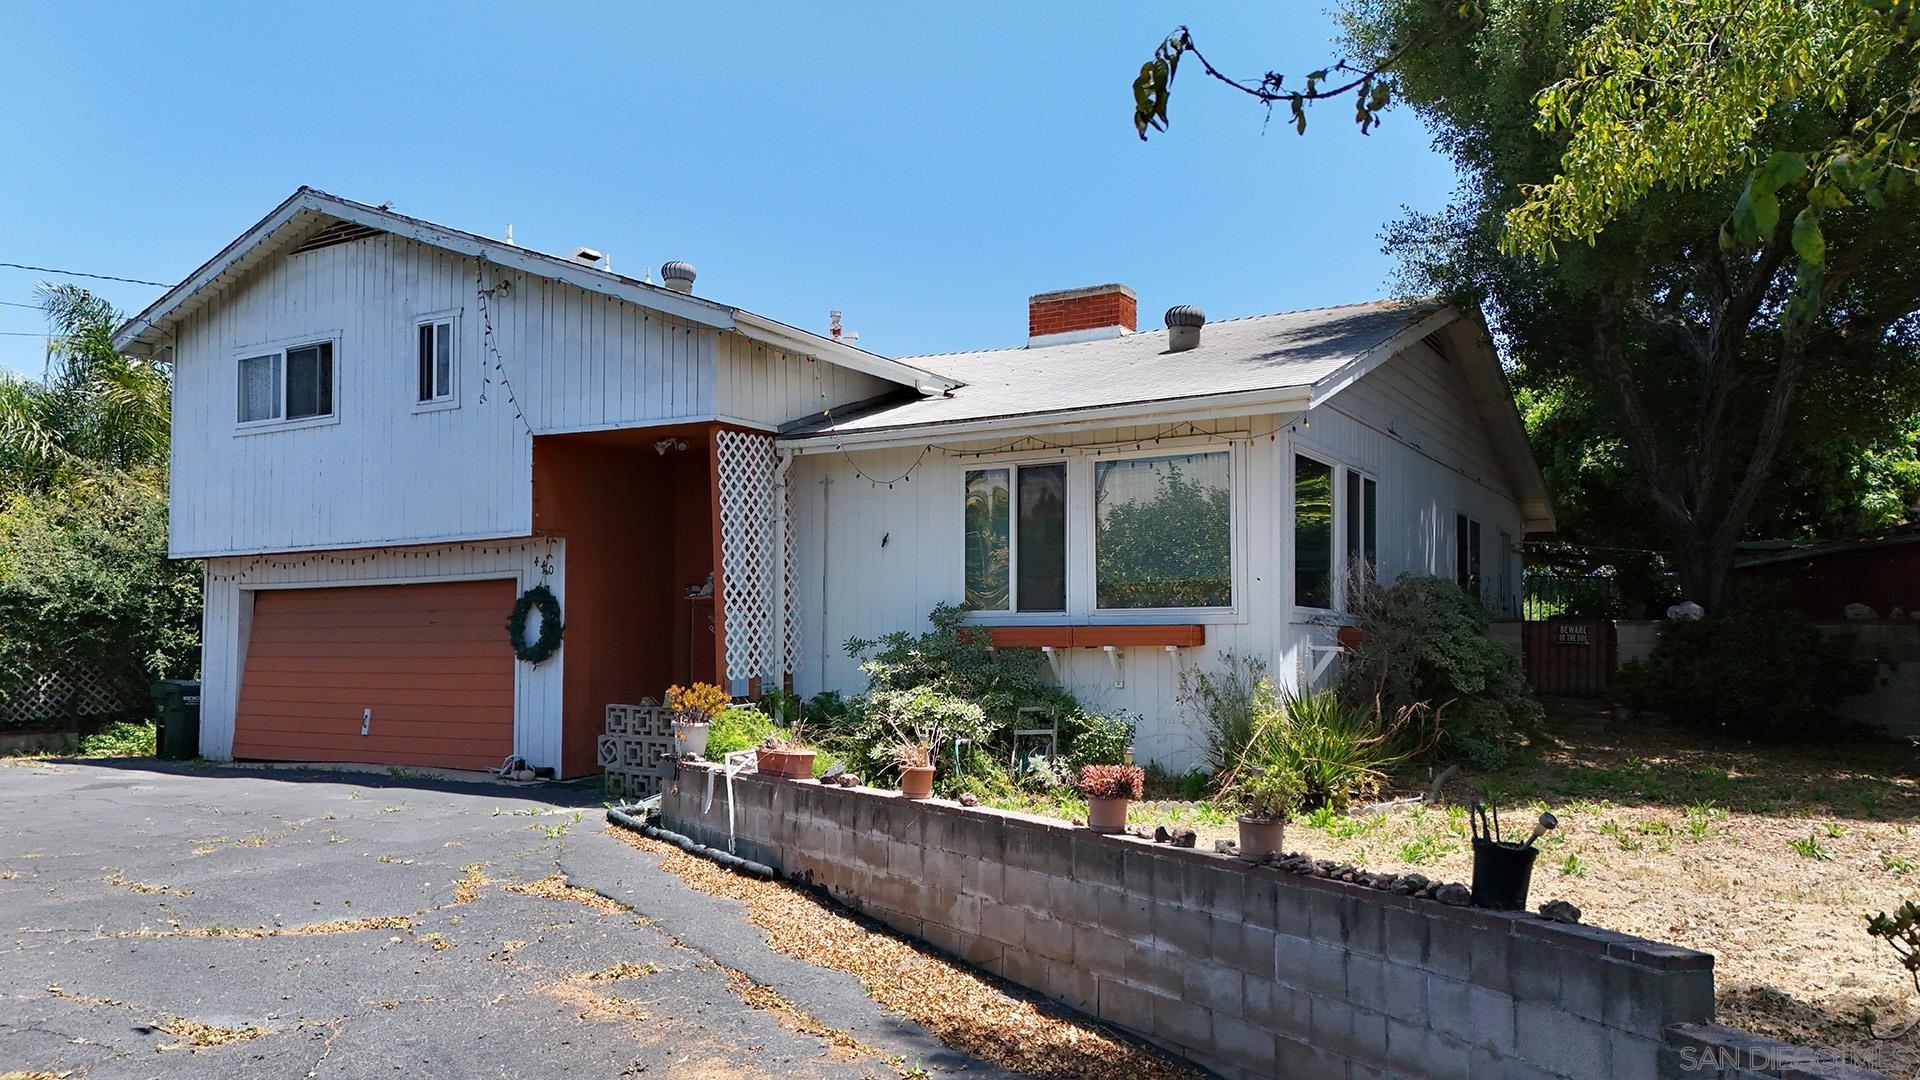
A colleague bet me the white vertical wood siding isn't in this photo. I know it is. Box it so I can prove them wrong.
[790,339,1529,772]
[198,539,566,770]
[714,333,898,431]
[171,232,900,557]
[171,237,533,557]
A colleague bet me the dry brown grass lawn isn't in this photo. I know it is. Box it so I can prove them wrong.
[994,713,1920,1076]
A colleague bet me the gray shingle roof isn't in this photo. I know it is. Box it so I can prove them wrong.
[781,299,1442,439]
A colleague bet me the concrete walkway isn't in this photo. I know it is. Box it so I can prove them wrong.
[0,759,1007,1079]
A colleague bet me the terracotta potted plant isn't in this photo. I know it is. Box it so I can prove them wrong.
[665,682,730,759]
[1226,763,1300,860]
[754,722,817,779]
[1218,698,1304,859]
[893,741,935,799]
[1077,764,1144,833]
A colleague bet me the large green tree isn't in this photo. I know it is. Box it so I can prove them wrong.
[1135,1,1920,605]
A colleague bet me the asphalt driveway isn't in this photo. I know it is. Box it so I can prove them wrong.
[0,759,1006,1079]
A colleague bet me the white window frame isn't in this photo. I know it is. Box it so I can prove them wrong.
[1341,465,1380,610]
[964,436,1247,627]
[232,332,342,435]
[962,459,1069,616]
[1289,448,1342,618]
[413,310,461,413]
[1455,510,1485,602]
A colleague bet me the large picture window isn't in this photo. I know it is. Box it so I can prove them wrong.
[1294,455,1335,609]
[237,340,333,425]
[1094,451,1232,609]
[963,464,1067,612]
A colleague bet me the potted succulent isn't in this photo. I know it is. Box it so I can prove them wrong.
[1225,762,1301,860]
[665,682,730,759]
[1076,764,1144,833]
[754,722,817,780]
[892,741,936,799]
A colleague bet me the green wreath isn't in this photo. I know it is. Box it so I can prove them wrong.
[506,584,564,664]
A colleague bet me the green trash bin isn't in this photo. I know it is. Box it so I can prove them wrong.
[149,679,201,761]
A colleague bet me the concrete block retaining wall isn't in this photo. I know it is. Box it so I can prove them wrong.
[662,764,1866,1079]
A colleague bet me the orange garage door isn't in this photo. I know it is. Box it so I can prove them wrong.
[234,580,516,771]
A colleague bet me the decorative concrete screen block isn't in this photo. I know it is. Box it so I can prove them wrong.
[600,703,675,796]
[660,763,1755,1080]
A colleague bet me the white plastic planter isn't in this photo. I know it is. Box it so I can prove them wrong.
[673,720,712,760]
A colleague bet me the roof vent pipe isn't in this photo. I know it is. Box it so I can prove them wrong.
[661,261,697,294]
[1165,304,1206,352]
[570,246,606,269]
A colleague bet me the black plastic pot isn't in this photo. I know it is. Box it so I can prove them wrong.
[1470,837,1539,911]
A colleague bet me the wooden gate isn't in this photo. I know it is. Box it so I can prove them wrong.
[1521,618,1616,697]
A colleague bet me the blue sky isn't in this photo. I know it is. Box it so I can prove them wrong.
[0,2,1456,376]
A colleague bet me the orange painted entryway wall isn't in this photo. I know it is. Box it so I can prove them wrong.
[534,425,719,777]
[233,580,516,771]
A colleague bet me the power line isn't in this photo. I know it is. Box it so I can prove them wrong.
[0,262,169,288]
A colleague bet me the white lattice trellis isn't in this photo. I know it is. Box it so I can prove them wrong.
[2,663,125,726]
[714,429,792,689]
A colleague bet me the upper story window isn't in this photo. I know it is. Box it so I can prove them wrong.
[1094,451,1231,609]
[416,316,456,405]
[238,340,333,425]
[964,464,1067,612]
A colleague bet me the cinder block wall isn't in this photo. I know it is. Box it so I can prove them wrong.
[663,765,1718,1080]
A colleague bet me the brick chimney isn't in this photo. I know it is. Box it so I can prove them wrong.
[1028,284,1136,347]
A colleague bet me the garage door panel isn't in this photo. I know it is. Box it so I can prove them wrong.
[242,670,515,693]
[246,608,512,631]
[232,691,514,718]
[234,580,517,769]
[251,587,508,613]
[248,621,506,643]
[241,654,513,675]
[229,741,509,771]
[244,640,516,661]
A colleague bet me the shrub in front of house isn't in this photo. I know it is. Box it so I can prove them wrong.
[1337,574,1542,768]
[0,469,199,728]
[706,705,774,757]
[1617,589,1880,739]
[1190,664,1406,813]
[832,603,1121,791]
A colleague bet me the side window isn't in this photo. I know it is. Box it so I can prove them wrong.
[1344,469,1378,589]
[1294,455,1334,609]
[417,318,456,404]
[1455,513,1483,599]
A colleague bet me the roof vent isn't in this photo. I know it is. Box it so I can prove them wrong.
[1165,304,1206,352]
[570,246,606,269]
[661,260,697,294]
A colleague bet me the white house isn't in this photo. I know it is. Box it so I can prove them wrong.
[115,189,1552,777]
